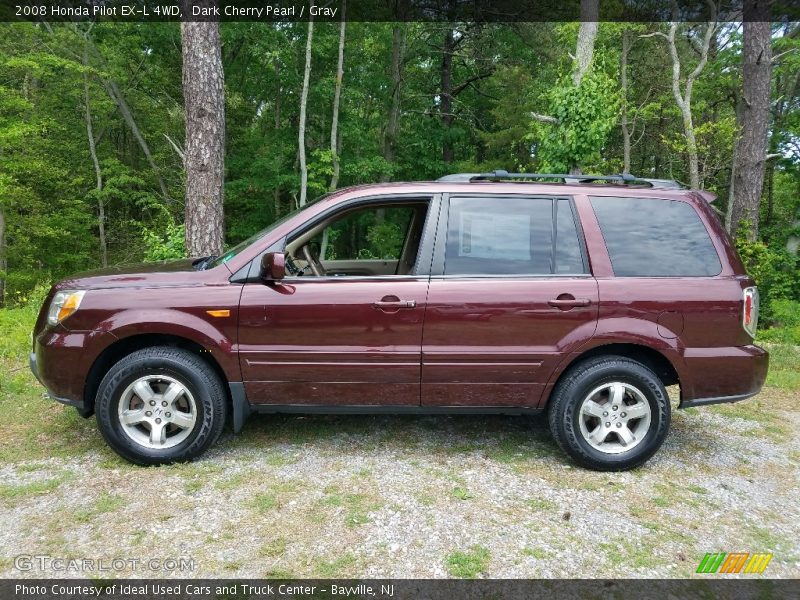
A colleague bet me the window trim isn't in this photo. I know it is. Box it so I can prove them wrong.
[589,195,723,278]
[431,194,589,278]
[234,193,441,284]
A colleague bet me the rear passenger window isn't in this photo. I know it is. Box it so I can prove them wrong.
[590,197,722,277]
[444,197,586,275]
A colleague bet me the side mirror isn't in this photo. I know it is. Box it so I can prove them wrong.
[260,252,285,281]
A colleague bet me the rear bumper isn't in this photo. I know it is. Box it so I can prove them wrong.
[679,344,769,409]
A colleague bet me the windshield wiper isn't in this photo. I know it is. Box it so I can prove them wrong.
[192,255,217,270]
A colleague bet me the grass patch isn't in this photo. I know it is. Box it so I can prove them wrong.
[451,485,473,501]
[521,547,551,559]
[315,554,356,578]
[0,472,74,505]
[259,537,288,558]
[0,307,102,463]
[485,430,552,464]
[214,472,251,492]
[74,491,124,523]
[265,452,298,467]
[446,545,491,578]
[247,481,303,514]
[264,568,295,579]
[527,498,557,511]
[599,537,661,569]
[321,487,381,527]
[762,343,800,390]
[251,493,279,512]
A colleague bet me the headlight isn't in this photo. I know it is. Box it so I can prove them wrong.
[47,290,86,326]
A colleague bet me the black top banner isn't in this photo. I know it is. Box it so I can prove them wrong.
[1,0,798,22]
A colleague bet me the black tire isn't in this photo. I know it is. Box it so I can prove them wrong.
[95,347,226,465]
[547,356,670,471]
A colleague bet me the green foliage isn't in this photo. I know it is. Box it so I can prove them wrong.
[0,19,797,353]
[759,300,800,345]
[536,67,621,172]
[445,545,491,578]
[142,222,186,262]
[317,206,412,262]
[736,231,800,326]
[365,221,404,260]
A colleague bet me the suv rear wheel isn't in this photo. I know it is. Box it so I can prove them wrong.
[548,356,670,471]
[95,347,226,465]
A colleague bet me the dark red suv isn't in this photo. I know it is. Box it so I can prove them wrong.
[30,172,768,470]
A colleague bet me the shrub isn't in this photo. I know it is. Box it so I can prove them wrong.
[142,222,186,262]
[759,299,800,345]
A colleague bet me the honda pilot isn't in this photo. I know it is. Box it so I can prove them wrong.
[30,172,768,470]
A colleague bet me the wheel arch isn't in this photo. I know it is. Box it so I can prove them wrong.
[83,333,232,413]
[542,342,680,409]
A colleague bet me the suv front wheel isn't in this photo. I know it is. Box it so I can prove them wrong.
[95,347,226,465]
[548,356,671,471]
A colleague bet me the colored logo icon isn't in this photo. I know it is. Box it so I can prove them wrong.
[697,553,773,574]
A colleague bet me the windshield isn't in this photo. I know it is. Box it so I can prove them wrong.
[207,194,329,269]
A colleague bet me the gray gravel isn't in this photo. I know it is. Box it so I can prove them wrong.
[0,387,798,579]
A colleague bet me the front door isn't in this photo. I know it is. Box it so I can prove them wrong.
[238,198,433,406]
[422,195,599,407]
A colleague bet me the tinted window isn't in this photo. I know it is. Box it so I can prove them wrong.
[444,197,586,275]
[555,199,585,274]
[590,197,721,277]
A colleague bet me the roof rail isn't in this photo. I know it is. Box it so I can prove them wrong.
[436,170,685,189]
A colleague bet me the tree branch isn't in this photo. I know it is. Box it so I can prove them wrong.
[451,71,493,97]
[163,133,185,163]
[531,112,559,124]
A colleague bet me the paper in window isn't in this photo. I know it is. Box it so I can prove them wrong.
[458,211,531,260]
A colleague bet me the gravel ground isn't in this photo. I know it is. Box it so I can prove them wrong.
[0,385,798,580]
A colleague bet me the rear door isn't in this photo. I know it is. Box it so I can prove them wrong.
[421,195,598,407]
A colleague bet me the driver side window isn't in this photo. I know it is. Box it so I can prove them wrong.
[287,201,429,277]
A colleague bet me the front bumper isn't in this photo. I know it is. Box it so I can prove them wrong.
[31,328,116,417]
[30,351,90,415]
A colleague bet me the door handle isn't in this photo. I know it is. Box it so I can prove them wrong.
[548,297,591,309]
[373,296,416,311]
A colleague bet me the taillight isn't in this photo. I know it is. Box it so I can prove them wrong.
[743,286,759,338]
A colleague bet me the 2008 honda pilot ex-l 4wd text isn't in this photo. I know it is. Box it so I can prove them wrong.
[30,172,768,470]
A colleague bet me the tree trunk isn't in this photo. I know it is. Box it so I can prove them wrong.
[382,24,405,181]
[182,19,226,257]
[329,2,346,192]
[440,27,455,164]
[730,17,772,242]
[661,4,717,190]
[566,0,599,175]
[573,0,599,87]
[298,18,314,206]
[681,100,701,189]
[84,63,107,267]
[725,135,738,233]
[620,28,632,174]
[764,153,775,228]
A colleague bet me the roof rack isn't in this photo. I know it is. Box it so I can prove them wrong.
[437,170,685,189]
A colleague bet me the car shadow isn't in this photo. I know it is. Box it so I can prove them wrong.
[221,411,559,460]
